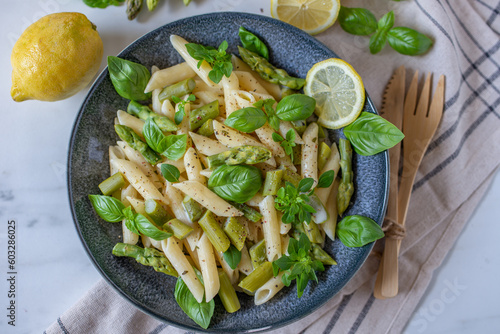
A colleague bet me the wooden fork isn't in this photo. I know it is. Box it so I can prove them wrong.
[378,71,445,298]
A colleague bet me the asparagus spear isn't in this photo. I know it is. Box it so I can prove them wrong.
[146,0,158,11]
[207,146,272,169]
[228,202,263,223]
[317,142,332,171]
[126,0,143,20]
[158,78,196,102]
[99,172,125,196]
[337,139,354,216]
[182,196,205,222]
[114,124,162,165]
[127,100,177,132]
[311,244,337,265]
[262,169,284,196]
[197,118,215,137]
[112,243,178,277]
[238,46,305,90]
[189,100,219,131]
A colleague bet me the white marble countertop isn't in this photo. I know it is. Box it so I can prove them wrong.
[1,1,499,333]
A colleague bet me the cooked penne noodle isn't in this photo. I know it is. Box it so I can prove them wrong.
[279,211,291,235]
[141,234,152,248]
[234,71,268,95]
[281,234,290,255]
[122,219,139,245]
[259,195,282,262]
[315,143,340,205]
[254,272,285,305]
[301,122,319,182]
[246,192,265,207]
[161,99,176,119]
[184,147,206,185]
[255,123,286,158]
[163,237,205,303]
[164,181,192,226]
[182,238,201,270]
[276,155,297,173]
[172,181,243,217]
[117,110,145,136]
[321,179,340,241]
[199,168,213,178]
[238,244,254,275]
[145,62,196,93]
[197,233,220,302]
[109,145,126,175]
[189,131,228,156]
[279,121,304,144]
[152,88,162,114]
[231,55,281,100]
[117,141,163,189]
[214,248,239,285]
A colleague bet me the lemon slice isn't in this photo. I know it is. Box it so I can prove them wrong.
[304,58,365,129]
[271,0,340,35]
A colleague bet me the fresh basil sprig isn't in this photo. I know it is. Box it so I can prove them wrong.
[185,41,233,84]
[238,26,269,59]
[338,6,432,56]
[208,165,262,203]
[174,275,214,329]
[336,215,384,247]
[272,233,325,298]
[83,0,124,8]
[88,195,125,222]
[143,118,188,160]
[272,129,297,162]
[107,56,151,101]
[223,245,242,270]
[275,171,335,225]
[172,94,196,125]
[88,195,172,240]
[161,164,181,183]
[343,112,404,156]
[224,95,315,133]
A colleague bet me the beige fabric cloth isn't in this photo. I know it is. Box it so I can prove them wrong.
[47,0,500,333]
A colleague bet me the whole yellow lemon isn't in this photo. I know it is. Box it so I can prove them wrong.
[10,12,103,102]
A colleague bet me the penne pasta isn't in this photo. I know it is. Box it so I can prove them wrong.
[315,143,340,205]
[321,179,340,241]
[145,62,196,93]
[259,195,282,262]
[301,122,319,182]
[117,110,145,137]
[190,131,228,156]
[214,248,239,285]
[254,272,285,305]
[184,147,206,185]
[197,233,220,302]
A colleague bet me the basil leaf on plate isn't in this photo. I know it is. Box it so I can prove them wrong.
[122,206,140,234]
[161,134,188,161]
[134,213,172,241]
[338,6,378,35]
[238,26,269,59]
[161,164,181,183]
[336,215,384,247]
[174,276,214,329]
[343,112,404,156]
[223,245,242,270]
[275,94,316,121]
[88,195,125,222]
[387,27,433,55]
[143,118,167,153]
[224,107,268,133]
[107,56,151,101]
[298,178,315,193]
[208,165,262,203]
[317,170,335,188]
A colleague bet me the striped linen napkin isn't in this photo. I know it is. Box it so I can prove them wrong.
[46,0,500,333]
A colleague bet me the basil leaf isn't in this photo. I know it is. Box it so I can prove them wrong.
[224,107,268,133]
[143,118,167,153]
[272,132,284,142]
[285,128,296,142]
[297,233,311,253]
[338,6,378,35]
[161,134,188,161]
[161,164,180,182]
[107,56,151,101]
[387,27,433,56]
[369,30,388,54]
[83,0,124,8]
[378,11,395,31]
[175,109,185,125]
[238,26,269,59]
[276,94,316,121]
[268,115,281,131]
[88,195,125,222]
[298,178,314,193]
[222,245,242,270]
[317,170,335,188]
[337,215,384,247]
[122,207,140,234]
[134,214,171,240]
[208,165,262,203]
[174,277,214,329]
[343,112,404,156]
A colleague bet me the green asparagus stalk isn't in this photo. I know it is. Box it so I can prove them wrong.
[127,100,178,132]
[158,78,196,102]
[99,172,125,196]
[145,199,173,225]
[182,196,205,222]
[126,0,143,20]
[198,210,231,253]
[291,120,306,135]
[112,243,178,277]
[238,261,273,293]
[223,217,247,251]
[280,166,301,188]
[311,244,337,265]
[317,142,332,171]
[238,47,305,90]
[280,85,298,98]
[229,202,263,223]
[146,0,158,11]
[302,221,324,244]
[262,169,284,196]
[197,118,215,137]
[218,269,241,313]
[189,100,219,131]
[162,218,194,240]
[337,139,354,216]
[292,144,301,165]
[291,224,306,241]
[317,124,326,139]
[114,124,162,165]
[249,239,267,269]
[207,146,272,169]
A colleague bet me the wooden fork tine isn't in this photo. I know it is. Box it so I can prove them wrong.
[404,70,419,120]
[428,75,446,126]
[417,72,432,117]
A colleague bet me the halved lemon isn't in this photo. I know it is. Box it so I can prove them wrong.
[304,58,365,129]
[271,0,340,35]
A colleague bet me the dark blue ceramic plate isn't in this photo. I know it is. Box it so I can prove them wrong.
[68,12,388,333]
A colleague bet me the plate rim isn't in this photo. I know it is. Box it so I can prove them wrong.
[67,11,389,333]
